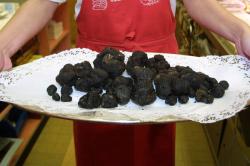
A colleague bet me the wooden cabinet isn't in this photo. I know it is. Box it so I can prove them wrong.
[0,104,47,166]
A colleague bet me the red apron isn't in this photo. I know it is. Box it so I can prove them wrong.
[74,0,178,166]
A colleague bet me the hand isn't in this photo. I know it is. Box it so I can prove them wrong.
[0,53,12,71]
[235,26,250,59]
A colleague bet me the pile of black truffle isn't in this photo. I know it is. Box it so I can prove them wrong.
[47,47,229,109]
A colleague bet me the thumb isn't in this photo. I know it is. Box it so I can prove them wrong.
[3,55,12,70]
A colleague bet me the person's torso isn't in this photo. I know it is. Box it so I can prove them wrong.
[76,0,178,53]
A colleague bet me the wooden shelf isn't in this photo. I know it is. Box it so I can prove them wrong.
[49,30,69,53]
[0,2,71,165]
[38,2,71,56]
[0,104,13,121]
[9,116,44,166]
[0,102,45,165]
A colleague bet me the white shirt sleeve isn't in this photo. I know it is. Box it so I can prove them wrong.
[50,0,66,4]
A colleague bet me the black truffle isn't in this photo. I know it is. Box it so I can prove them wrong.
[61,95,72,102]
[55,64,77,86]
[74,61,93,78]
[112,76,133,89]
[94,47,124,67]
[154,76,172,100]
[61,85,73,96]
[155,61,170,72]
[176,66,193,74]
[132,87,156,106]
[93,68,109,79]
[78,92,101,109]
[172,78,190,95]
[130,51,148,67]
[208,77,219,89]
[94,47,125,77]
[56,70,77,86]
[75,78,93,92]
[52,93,60,101]
[195,89,208,103]
[90,87,103,94]
[188,87,196,98]
[102,78,113,90]
[190,75,203,90]
[133,81,154,92]
[114,85,131,105]
[219,80,229,90]
[102,59,125,78]
[165,95,177,106]
[145,58,156,69]
[75,68,109,92]
[178,95,189,104]
[205,95,214,104]
[49,47,230,107]
[154,54,166,62]
[126,51,148,75]
[47,84,57,96]
[211,85,225,98]
[132,67,154,81]
[91,68,109,87]
[60,64,74,73]
[101,93,118,108]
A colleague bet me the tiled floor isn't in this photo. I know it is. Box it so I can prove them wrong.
[24,118,73,166]
[24,118,215,166]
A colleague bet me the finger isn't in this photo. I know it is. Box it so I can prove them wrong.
[244,53,250,60]
[240,46,250,60]
[3,55,12,70]
[243,48,250,60]
[0,56,4,71]
[236,44,244,56]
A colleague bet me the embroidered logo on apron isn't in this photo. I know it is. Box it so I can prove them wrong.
[92,0,159,10]
[139,0,160,6]
[92,0,108,10]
